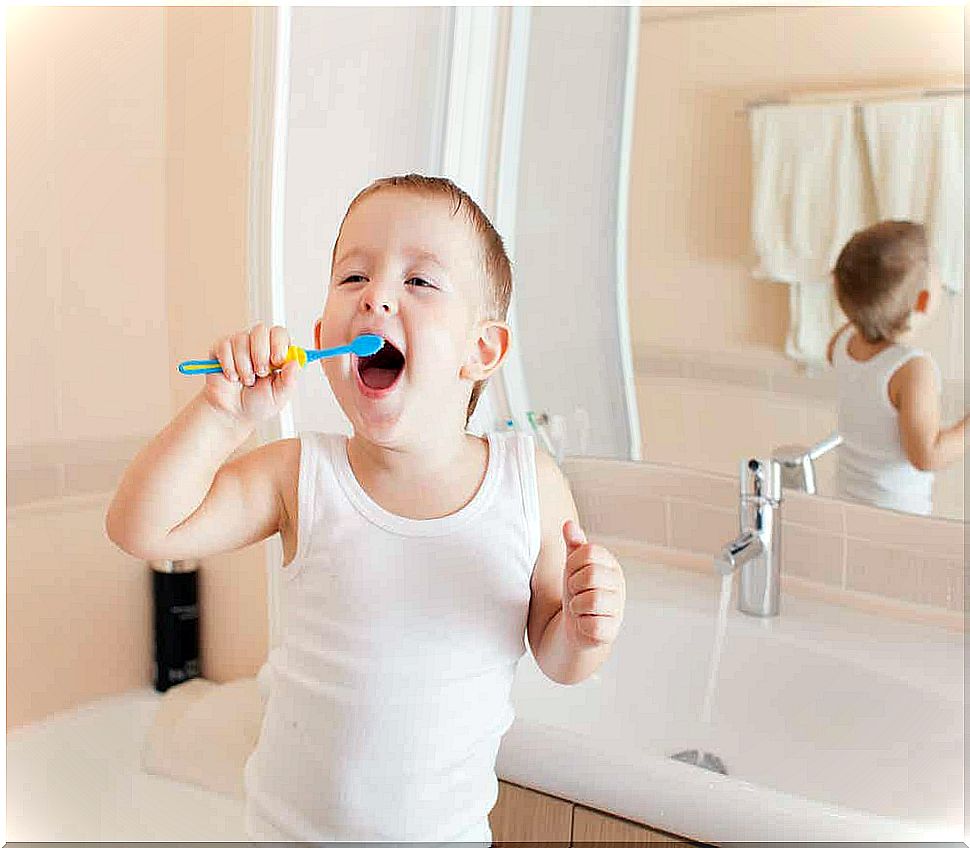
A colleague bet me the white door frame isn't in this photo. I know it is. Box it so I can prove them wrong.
[616,6,643,461]
[249,5,292,650]
[488,7,534,428]
[439,6,534,433]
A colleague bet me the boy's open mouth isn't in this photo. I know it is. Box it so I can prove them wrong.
[356,339,405,390]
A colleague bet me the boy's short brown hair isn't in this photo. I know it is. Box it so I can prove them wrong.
[333,174,513,427]
[832,220,929,343]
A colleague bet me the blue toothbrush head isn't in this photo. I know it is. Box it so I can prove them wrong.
[351,333,385,357]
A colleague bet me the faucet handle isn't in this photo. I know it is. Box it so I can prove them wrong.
[740,457,782,503]
[808,432,843,461]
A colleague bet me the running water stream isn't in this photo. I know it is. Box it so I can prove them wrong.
[670,572,733,775]
[701,573,734,725]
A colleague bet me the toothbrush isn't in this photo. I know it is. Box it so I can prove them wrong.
[177,333,384,375]
[526,410,557,458]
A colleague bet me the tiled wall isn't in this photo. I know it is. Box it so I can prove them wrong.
[562,456,965,617]
[7,438,149,508]
[7,494,154,729]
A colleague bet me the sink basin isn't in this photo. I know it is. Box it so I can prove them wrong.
[498,558,965,842]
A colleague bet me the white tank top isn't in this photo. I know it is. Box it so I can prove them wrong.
[832,328,939,516]
[243,429,541,842]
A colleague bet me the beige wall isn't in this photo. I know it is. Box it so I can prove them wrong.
[7,7,266,729]
[163,7,269,689]
[628,5,964,362]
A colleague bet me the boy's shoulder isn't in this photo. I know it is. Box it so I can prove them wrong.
[530,440,575,533]
[531,439,563,485]
[888,350,941,408]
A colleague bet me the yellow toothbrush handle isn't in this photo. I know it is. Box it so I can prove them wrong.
[283,346,307,368]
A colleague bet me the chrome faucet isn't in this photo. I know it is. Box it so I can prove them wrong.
[714,458,782,617]
[771,432,843,495]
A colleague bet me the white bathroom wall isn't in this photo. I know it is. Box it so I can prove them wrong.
[278,7,511,437]
[511,6,639,460]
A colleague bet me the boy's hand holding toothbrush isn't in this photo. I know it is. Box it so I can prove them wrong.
[201,323,302,428]
[561,519,625,651]
[194,324,384,429]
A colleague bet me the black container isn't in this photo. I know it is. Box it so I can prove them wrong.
[150,559,200,692]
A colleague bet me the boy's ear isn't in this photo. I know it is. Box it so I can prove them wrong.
[914,289,931,314]
[460,320,511,382]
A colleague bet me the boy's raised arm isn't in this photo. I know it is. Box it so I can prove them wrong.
[105,324,300,561]
[106,395,296,561]
[893,355,968,471]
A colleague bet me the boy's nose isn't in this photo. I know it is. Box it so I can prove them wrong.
[360,286,397,315]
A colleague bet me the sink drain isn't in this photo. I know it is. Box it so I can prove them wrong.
[670,749,727,775]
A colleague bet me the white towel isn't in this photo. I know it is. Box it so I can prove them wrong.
[786,280,847,366]
[860,96,965,295]
[141,676,266,800]
[750,103,871,363]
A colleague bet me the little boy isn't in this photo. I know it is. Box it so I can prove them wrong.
[106,174,626,841]
[827,220,967,515]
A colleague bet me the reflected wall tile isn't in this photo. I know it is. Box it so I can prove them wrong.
[685,358,771,391]
[636,464,736,508]
[783,491,844,534]
[769,369,838,400]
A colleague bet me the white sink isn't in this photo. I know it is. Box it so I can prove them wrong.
[498,559,965,842]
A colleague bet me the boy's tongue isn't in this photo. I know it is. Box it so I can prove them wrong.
[360,364,399,390]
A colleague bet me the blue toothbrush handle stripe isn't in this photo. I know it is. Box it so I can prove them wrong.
[178,359,224,375]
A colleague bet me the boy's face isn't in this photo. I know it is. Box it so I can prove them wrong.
[315,189,506,444]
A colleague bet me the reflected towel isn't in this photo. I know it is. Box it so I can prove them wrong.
[861,95,965,294]
[750,103,871,363]
[786,280,846,367]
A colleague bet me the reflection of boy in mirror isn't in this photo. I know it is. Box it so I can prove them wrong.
[827,220,967,515]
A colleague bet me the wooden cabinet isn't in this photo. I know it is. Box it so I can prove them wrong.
[489,780,707,846]
[573,805,699,845]
[489,779,572,843]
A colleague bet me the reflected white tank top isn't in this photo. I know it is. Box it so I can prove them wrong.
[244,429,541,842]
[833,328,939,515]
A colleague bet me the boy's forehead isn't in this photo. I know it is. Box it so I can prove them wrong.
[335,190,478,270]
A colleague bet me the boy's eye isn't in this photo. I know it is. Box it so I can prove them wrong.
[338,275,436,289]
[406,277,436,289]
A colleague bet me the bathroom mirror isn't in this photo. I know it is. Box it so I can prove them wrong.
[510,5,965,522]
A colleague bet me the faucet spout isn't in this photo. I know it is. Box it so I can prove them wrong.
[714,529,764,575]
[712,457,783,617]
